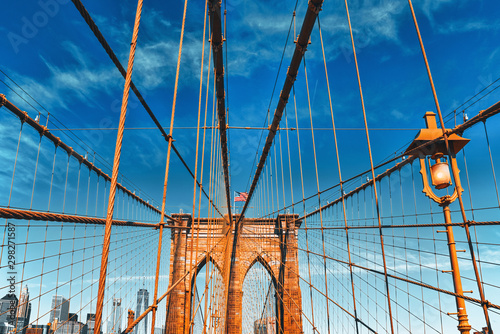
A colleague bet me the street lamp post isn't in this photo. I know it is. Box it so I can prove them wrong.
[405,112,471,334]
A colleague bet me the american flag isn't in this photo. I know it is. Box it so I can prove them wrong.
[234,192,248,202]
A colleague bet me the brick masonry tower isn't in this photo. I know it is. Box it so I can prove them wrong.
[164,213,303,334]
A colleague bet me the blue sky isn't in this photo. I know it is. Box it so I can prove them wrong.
[1,0,500,214]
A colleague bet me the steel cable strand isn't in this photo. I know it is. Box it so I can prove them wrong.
[94,2,143,333]
[303,55,331,334]
[317,14,361,333]
[185,4,209,332]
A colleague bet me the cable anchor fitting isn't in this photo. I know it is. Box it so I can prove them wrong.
[308,0,323,14]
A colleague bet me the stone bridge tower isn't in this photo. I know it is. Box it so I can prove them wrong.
[164,213,303,334]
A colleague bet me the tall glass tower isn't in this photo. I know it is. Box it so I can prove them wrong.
[134,290,148,334]
[108,298,122,334]
[49,296,69,323]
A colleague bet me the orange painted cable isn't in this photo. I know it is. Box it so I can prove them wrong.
[187,3,209,331]
[317,15,360,332]
[303,56,332,334]
[94,1,144,333]
[292,84,317,330]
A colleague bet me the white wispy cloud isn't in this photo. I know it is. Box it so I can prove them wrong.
[437,20,499,34]
[5,41,121,111]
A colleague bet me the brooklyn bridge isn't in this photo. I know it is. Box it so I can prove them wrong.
[1,0,500,333]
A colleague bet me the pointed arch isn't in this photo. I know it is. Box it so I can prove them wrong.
[243,253,278,287]
[188,253,225,332]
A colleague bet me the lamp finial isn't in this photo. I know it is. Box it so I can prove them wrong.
[424,111,437,129]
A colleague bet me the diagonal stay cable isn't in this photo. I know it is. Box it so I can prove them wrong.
[69,0,224,218]
[238,0,324,224]
[245,0,299,191]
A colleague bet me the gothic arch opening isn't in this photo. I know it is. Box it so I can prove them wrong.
[242,255,279,334]
[188,255,225,334]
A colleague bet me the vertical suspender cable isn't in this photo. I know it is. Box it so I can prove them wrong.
[303,57,331,334]
[342,0,395,332]
[187,4,209,331]
[293,86,317,331]
[208,0,232,222]
[154,0,190,331]
[317,16,360,333]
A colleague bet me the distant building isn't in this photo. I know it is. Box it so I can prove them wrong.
[16,285,31,334]
[253,317,276,334]
[49,297,69,324]
[82,313,100,334]
[16,287,30,320]
[0,294,18,334]
[134,290,148,334]
[107,299,122,334]
[26,325,51,334]
[52,314,83,334]
[48,297,82,334]
[54,321,83,334]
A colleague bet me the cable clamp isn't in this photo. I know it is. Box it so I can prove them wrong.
[279,94,289,105]
[308,0,323,14]
[38,125,49,137]
[481,299,491,308]
[0,94,6,108]
[296,41,308,54]
[286,72,296,84]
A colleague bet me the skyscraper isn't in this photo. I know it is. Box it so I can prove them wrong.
[107,299,121,334]
[16,286,29,319]
[16,285,31,334]
[0,294,18,334]
[134,290,148,334]
[49,296,70,324]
